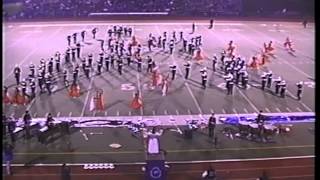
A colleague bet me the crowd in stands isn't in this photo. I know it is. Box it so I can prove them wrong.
[3,0,242,20]
[3,0,313,20]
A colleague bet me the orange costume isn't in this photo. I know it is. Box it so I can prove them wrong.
[194,48,204,62]
[259,53,270,66]
[69,82,81,98]
[12,87,28,105]
[3,87,11,104]
[284,37,295,52]
[131,36,138,46]
[265,41,275,55]
[248,56,259,69]
[130,91,143,109]
[226,41,236,57]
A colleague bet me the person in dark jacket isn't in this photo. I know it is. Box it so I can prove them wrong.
[61,163,71,180]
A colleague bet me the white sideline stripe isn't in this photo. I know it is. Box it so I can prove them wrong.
[90,12,169,15]
[136,73,143,116]
[4,155,314,166]
[265,108,270,113]
[157,24,203,115]
[81,79,93,117]
[286,90,313,112]
[4,27,63,82]
[19,23,244,28]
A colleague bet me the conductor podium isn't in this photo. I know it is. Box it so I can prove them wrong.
[145,133,167,180]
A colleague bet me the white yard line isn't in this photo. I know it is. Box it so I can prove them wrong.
[81,79,94,117]
[105,111,108,116]
[243,108,249,113]
[275,108,281,112]
[117,110,120,116]
[265,108,271,113]
[57,112,61,117]
[286,107,292,112]
[222,109,226,114]
[4,27,64,82]
[136,73,144,116]
[175,109,180,115]
[286,90,313,112]
[237,90,260,113]
[19,22,245,28]
[128,111,131,116]
[296,107,303,112]
[164,110,168,115]
[232,108,238,114]
[243,24,313,79]
[69,112,72,117]
[155,25,203,115]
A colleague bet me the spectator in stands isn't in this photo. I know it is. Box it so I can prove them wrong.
[202,166,217,179]
[61,163,71,180]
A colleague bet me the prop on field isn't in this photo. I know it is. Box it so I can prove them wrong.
[109,143,122,149]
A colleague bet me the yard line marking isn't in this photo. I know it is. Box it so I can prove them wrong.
[93,111,96,117]
[243,108,249,113]
[4,33,31,52]
[187,109,192,115]
[265,108,270,113]
[136,73,144,116]
[128,111,131,116]
[19,22,245,28]
[33,112,37,117]
[201,25,260,113]
[286,90,313,112]
[296,107,303,112]
[164,110,168,115]
[175,109,179,115]
[81,79,93,117]
[105,111,108,116]
[275,108,281,112]
[155,25,203,115]
[286,107,292,112]
[69,112,72,117]
[10,113,15,118]
[57,112,61,117]
[283,60,313,78]
[210,109,214,113]
[237,90,259,113]
[152,110,156,116]
[232,108,238,114]
[117,110,120,116]
[4,27,64,82]
[26,98,36,111]
[242,24,313,79]
[222,109,226,114]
